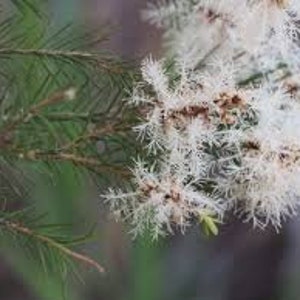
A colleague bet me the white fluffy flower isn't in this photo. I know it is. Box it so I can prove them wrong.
[215,88,300,227]
[103,160,222,239]
[238,1,295,50]
[144,0,300,70]
[105,0,300,236]
[134,59,252,153]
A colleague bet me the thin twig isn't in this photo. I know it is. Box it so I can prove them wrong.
[0,89,74,148]
[0,48,124,72]
[20,150,131,177]
[42,112,106,123]
[60,123,132,150]
[0,48,94,59]
[2,219,105,273]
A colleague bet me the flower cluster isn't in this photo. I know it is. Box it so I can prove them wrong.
[144,0,300,72]
[105,160,222,239]
[103,0,300,238]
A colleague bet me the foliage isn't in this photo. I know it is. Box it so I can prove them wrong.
[0,0,138,296]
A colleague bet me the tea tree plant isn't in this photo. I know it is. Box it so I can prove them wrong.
[104,0,300,238]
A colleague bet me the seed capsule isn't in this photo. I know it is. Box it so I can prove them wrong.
[274,0,289,9]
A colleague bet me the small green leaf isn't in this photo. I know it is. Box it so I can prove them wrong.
[198,212,220,236]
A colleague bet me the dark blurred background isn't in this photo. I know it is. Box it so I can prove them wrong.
[1,1,300,300]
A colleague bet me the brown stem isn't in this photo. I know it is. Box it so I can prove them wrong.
[61,123,132,149]
[29,89,75,115]
[20,150,131,177]
[2,220,105,273]
[41,112,105,123]
[0,48,124,73]
[0,89,74,148]
[0,48,94,59]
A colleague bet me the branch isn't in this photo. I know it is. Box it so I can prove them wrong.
[41,112,106,123]
[0,88,75,149]
[1,219,105,273]
[0,48,125,73]
[18,150,131,177]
